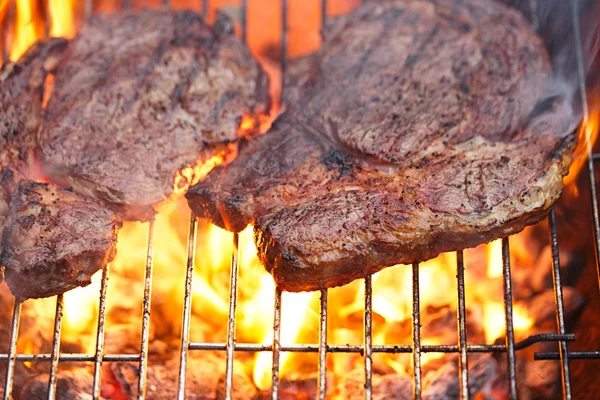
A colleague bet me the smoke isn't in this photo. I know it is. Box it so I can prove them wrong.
[500,0,600,116]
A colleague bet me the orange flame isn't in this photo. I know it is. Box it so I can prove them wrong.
[483,303,533,344]
[486,239,503,279]
[564,112,599,191]
[9,0,45,61]
[47,0,76,38]
[173,149,234,197]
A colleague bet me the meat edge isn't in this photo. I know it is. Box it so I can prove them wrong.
[254,135,577,292]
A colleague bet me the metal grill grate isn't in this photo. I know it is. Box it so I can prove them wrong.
[0,0,598,399]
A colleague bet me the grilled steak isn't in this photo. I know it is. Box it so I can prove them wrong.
[187,0,578,291]
[0,170,120,300]
[38,9,270,221]
[0,38,67,173]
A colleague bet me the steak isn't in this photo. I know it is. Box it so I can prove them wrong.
[0,38,67,173]
[38,9,270,221]
[187,0,579,291]
[0,169,120,300]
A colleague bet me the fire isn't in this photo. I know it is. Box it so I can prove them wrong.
[565,113,599,186]
[47,0,76,38]
[9,0,45,61]
[173,149,234,197]
[483,303,533,344]
[486,239,503,279]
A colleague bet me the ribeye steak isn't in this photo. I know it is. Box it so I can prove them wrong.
[38,9,270,221]
[187,0,578,291]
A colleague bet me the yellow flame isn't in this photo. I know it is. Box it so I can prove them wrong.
[483,302,533,343]
[62,272,102,353]
[48,0,76,38]
[253,290,314,390]
[10,0,45,61]
[173,151,232,197]
[486,239,503,279]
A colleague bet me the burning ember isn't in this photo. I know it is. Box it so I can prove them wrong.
[0,0,598,399]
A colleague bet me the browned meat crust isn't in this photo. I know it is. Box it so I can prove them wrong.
[0,170,120,300]
[187,0,579,291]
[38,9,270,221]
[0,38,67,172]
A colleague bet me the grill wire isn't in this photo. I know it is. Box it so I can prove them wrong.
[0,0,597,399]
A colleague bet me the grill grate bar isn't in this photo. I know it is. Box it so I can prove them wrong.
[317,6,328,399]
[177,214,198,400]
[1,0,14,65]
[202,0,208,18]
[3,301,20,400]
[456,251,469,400]
[92,264,110,400]
[0,332,575,362]
[363,275,373,400]
[549,209,572,399]
[240,0,247,44]
[412,262,422,399]
[47,295,64,400]
[137,219,155,400]
[84,0,93,20]
[318,289,328,400]
[186,333,574,353]
[0,354,142,362]
[536,351,600,360]
[224,232,240,399]
[280,0,287,104]
[124,0,131,10]
[271,287,282,399]
[502,237,518,399]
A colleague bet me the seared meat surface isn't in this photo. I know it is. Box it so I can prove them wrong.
[39,9,270,221]
[0,170,120,300]
[0,38,67,172]
[187,0,578,291]
[0,39,118,300]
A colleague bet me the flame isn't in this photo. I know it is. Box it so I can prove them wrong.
[173,150,233,197]
[9,0,45,61]
[564,112,599,191]
[47,0,76,38]
[486,239,503,279]
[253,290,314,390]
[483,302,534,344]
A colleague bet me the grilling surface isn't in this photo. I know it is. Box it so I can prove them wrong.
[187,0,579,291]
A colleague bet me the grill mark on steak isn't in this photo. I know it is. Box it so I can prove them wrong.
[38,9,270,221]
[187,0,579,292]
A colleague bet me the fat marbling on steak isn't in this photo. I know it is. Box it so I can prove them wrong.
[38,8,270,221]
[0,170,120,300]
[187,0,579,291]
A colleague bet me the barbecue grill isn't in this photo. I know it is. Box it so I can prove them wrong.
[0,0,598,399]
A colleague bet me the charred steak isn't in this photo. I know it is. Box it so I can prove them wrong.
[0,170,120,300]
[38,9,270,221]
[187,0,578,291]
